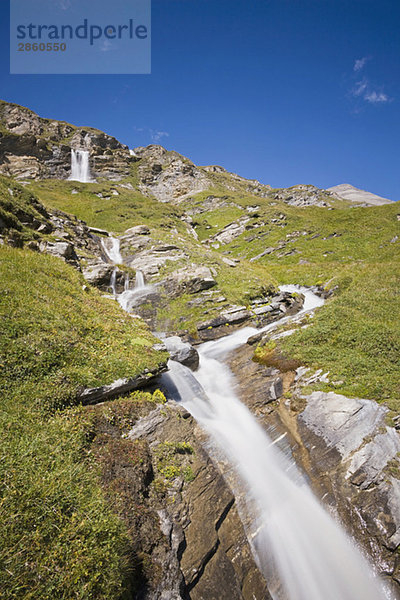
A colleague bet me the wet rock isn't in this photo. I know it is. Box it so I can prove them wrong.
[82,263,125,292]
[163,336,200,371]
[126,401,271,600]
[294,390,400,583]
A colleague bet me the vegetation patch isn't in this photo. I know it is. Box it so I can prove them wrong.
[0,245,168,599]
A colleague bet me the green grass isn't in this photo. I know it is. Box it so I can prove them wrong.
[278,262,400,412]
[1,246,167,411]
[30,179,185,234]
[0,176,51,243]
[0,245,169,599]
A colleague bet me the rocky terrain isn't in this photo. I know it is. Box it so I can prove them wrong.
[1,99,399,599]
[328,183,394,206]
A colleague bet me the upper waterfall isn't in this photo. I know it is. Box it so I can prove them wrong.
[69,149,92,183]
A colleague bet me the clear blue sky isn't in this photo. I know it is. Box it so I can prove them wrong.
[1,0,399,200]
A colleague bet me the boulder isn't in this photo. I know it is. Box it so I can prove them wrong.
[41,241,78,263]
[82,263,125,292]
[164,266,217,296]
[163,336,200,371]
[77,364,168,405]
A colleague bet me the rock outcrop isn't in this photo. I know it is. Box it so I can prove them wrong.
[0,100,133,181]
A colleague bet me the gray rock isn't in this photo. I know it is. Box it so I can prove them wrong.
[77,364,167,405]
[163,336,199,371]
[41,241,78,262]
[253,304,273,316]
[222,257,239,267]
[123,224,150,236]
[300,391,386,459]
[82,263,124,291]
[346,427,400,489]
[164,266,217,295]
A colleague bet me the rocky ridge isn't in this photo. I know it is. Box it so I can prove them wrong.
[1,99,346,208]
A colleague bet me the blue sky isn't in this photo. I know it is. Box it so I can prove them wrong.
[1,0,399,200]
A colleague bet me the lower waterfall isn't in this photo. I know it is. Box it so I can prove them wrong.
[160,287,391,600]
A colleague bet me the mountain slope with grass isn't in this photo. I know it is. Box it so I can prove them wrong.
[1,99,400,598]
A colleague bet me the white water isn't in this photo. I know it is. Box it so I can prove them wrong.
[117,270,152,312]
[101,236,123,264]
[100,236,124,296]
[69,149,91,183]
[135,270,145,289]
[162,287,389,600]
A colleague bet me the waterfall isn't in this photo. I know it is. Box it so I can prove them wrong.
[100,236,123,296]
[69,149,91,183]
[101,236,123,264]
[161,287,390,600]
[135,270,145,289]
[117,271,151,312]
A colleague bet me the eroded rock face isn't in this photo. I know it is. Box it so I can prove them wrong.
[297,391,400,575]
[89,395,271,600]
[228,345,400,595]
[131,402,271,600]
[134,145,212,203]
[0,100,132,181]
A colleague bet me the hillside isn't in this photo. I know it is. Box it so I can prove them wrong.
[1,99,400,598]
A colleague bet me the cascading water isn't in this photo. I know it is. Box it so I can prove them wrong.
[135,270,145,289]
[101,236,123,264]
[161,287,390,600]
[117,270,152,312]
[69,149,91,183]
[101,236,124,296]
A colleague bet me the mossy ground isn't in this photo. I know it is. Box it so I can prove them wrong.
[0,245,168,599]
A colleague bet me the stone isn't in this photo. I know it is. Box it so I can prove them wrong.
[123,224,150,236]
[82,263,123,291]
[222,257,238,267]
[77,364,168,405]
[300,391,386,459]
[163,336,200,371]
[42,241,78,262]
[164,266,217,296]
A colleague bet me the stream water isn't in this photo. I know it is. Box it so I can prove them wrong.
[161,287,390,600]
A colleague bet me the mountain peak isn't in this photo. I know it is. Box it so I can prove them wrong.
[327,183,393,206]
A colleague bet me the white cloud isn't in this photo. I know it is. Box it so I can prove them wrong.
[364,91,389,104]
[150,130,169,143]
[57,0,71,9]
[349,61,392,106]
[352,79,368,97]
[354,57,368,72]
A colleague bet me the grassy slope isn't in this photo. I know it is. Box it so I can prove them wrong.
[181,187,400,410]
[30,176,185,234]
[30,179,278,333]
[0,246,168,599]
[28,175,400,410]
